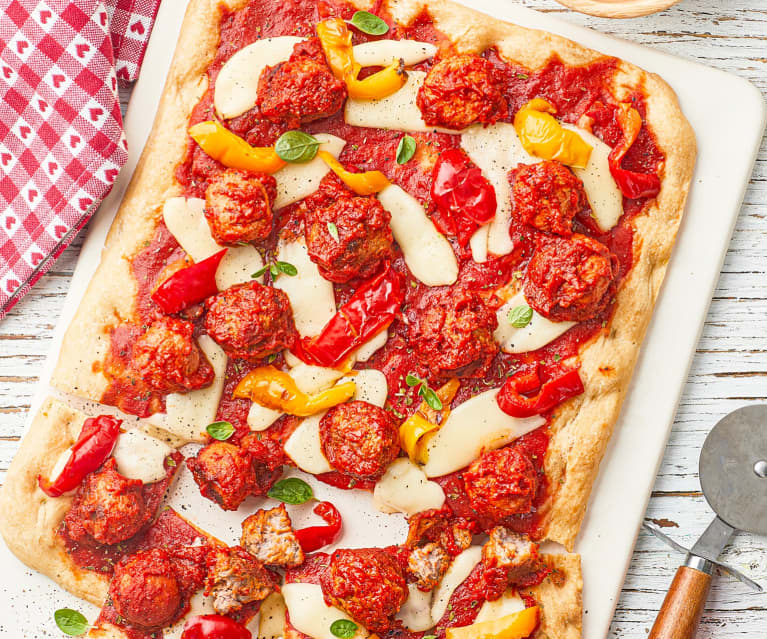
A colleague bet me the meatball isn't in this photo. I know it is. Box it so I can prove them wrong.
[405,508,475,557]
[463,447,538,522]
[110,548,182,630]
[257,57,347,128]
[524,233,618,322]
[187,442,258,511]
[204,169,278,245]
[305,195,394,283]
[407,287,498,378]
[241,504,304,568]
[63,458,149,545]
[408,543,449,591]
[320,401,400,481]
[131,317,214,394]
[481,526,541,587]
[511,161,586,236]
[206,546,275,615]
[321,548,409,633]
[204,281,298,361]
[417,54,507,130]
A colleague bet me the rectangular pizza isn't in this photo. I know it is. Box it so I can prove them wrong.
[0,0,695,637]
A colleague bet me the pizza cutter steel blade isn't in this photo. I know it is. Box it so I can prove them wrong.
[646,405,767,639]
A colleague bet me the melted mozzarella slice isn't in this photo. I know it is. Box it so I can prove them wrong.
[214,36,304,119]
[354,328,388,362]
[469,226,489,264]
[378,184,458,286]
[46,449,74,496]
[340,369,388,407]
[274,238,337,336]
[493,290,575,354]
[163,590,215,639]
[283,412,332,474]
[162,336,227,442]
[353,40,437,67]
[258,592,287,639]
[396,584,434,631]
[431,546,483,623]
[475,590,525,623]
[460,123,539,258]
[112,430,173,484]
[373,458,445,516]
[345,71,431,133]
[282,583,369,639]
[422,389,545,478]
[274,134,346,209]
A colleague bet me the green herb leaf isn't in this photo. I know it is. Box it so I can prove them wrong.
[396,135,416,164]
[268,477,315,504]
[405,373,422,387]
[267,353,278,363]
[275,261,298,276]
[206,421,234,441]
[252,265,269,278]
[54,609,88,636]
[349,10,389,35]
[419,386,443,411]
[275,130,321,163]
[269,263,280,278]
[423,635,437,639]
[327,222,340,242]
[507,304,533,328]
[330,619,359,639]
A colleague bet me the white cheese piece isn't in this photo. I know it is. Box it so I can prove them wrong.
[112,429,173,484]
[283,412,333,474]
[258,592,287,639]
[214,36,304,120]
[469,226,489,264]
[396,584,434,631]
[564,124,623,232]
[247,403,284,432]
[493,290,575,354]
[216,245,264,290]
[282,583,369,639]
[163,589,215,639]
[345,71,431,133]
[352,40,437,67]
[431,546,483,623]
[46,448,74,496]
[274,238,337,336]
[162,335,227,442]
[353,328,388,362]
[340,369,388,407]
[378,184,458,286]
[460,123,540,258]
[422,389,545,478]
[373,458,445,516]
[475,590,525,623]
[274,134,346,209]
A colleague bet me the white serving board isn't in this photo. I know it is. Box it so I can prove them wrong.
[1,1,765,637]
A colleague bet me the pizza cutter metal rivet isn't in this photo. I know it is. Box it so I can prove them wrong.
[754,460,767,478]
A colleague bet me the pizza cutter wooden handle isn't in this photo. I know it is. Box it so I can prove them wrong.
[648,565,712,639]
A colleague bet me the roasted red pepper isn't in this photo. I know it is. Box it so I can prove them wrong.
[497,365,584,418]
[294,501,343,553]
[431,148,497,247]
[38,415,122,497]
[296,264,404,367]
[181,614,251,639]
[151,249,227,314]
[608,103,661,200]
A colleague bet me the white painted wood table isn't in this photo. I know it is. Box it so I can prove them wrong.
[1,0,765,636]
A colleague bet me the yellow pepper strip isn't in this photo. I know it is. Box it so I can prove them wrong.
[445,606,540,639]
[513,99,592,169]
[318,151,390,195]
[189,120,286,173]
[233,365,355,417]
[316,18,406,100]
[400,379,460,462]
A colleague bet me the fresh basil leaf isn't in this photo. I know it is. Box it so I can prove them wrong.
[252,265,268,278]
[330,619,359,639]
[327,222,340,242]
[396,135,416,164]
[269,263,280,278]
[422,635,437,639]
[507,304,533,328]
[405,373,422,387]
[275,130,321,163]
[206,421,234,441]
[54,609,88,636]
[275,261,298,276]
[350,10,389,35]
[268,477,315,505]
[420,386,443,411]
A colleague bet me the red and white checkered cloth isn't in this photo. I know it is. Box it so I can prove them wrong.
[0,0,161,318]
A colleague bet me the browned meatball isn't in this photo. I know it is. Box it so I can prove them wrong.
[131,316,214,394]
[257,57,347,128]
[206,546,275,615]
[110,548,182,630]
[204,169,278,245]
[417,54,508,130]
[407,287,498,379]
[204,281,298,362]
[463,447,538,522]
[320,401,400,481]
[524,233,618,322]
[321,548,409,633]
[187,442,258,511]
[305,195,394,283]
[511,161,586,236]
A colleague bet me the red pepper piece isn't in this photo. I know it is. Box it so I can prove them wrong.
[497,364,584,418]
[38,415,122,497]
[608,104,661,200]
[296,264,404,368]
[294,501,343,553]
[151,249,227,314]
[181,614,251,639]
[431,148,497,246]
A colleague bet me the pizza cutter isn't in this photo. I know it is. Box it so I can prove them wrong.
[644,405,767,639]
